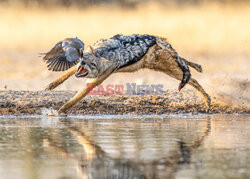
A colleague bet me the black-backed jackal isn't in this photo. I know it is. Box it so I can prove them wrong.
[42,34,211,114]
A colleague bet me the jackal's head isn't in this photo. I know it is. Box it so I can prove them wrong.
[75,46,113,78]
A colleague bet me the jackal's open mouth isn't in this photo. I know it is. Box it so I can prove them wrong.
[75,66,89,77]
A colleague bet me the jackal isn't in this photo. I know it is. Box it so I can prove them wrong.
[42,34,211,114]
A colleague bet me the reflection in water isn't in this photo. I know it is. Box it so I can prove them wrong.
[0,115,249,178]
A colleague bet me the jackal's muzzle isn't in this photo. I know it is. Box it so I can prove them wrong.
[75,66,89,77]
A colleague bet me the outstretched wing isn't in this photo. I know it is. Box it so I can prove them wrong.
[42,38,84,72]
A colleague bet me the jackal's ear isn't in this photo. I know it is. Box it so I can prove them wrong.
[89,46,97,56]
[85,45,96,55]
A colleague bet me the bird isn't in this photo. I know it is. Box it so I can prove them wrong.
[42,34,211,114]
[42,37,84,71]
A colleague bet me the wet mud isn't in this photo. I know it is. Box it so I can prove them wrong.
[0,90,249,115]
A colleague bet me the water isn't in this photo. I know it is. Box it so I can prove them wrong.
[0,115,249,179]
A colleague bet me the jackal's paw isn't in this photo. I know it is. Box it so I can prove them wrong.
[42,107,62,116]
[57,113,68,117]
[46,108,59,116]
[47,109,67,117]
[57,107,68,116]
[45,83,57,90]
[48,113,68,117]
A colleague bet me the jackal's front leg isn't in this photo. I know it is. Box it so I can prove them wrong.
[45,66,78,90]
[58,65,115,114]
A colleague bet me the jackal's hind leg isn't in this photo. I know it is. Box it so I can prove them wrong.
[159,67,211,107]
[188,78,211,107]
[156,48,210,107]
[45,66,77,90]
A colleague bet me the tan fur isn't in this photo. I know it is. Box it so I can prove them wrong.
[57,64,115,113]
[117,40,211,107]
[46,38,211,114]
[45,65,78,90]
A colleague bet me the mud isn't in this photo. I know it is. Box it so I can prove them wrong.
[0,90,249,115]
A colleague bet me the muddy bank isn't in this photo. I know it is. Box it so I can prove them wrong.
[0,90,249,115]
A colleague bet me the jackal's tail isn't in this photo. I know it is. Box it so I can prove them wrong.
[181,57,203,73]
[175,55,191,91]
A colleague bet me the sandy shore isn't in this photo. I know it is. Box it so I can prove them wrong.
[0,90,249,115]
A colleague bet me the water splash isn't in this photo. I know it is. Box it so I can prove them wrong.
[41,107,59,116]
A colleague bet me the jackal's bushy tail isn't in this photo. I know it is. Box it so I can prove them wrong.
[181,57,203,73]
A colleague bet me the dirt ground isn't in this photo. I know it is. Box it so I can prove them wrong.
[0,90,249,115]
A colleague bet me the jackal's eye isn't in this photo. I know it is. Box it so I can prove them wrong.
[80,61,86,66]
[91,63,96,67]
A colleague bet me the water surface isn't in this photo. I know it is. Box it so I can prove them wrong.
[0,115,249,179]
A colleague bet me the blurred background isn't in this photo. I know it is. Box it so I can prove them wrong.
[0,0,249,106]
